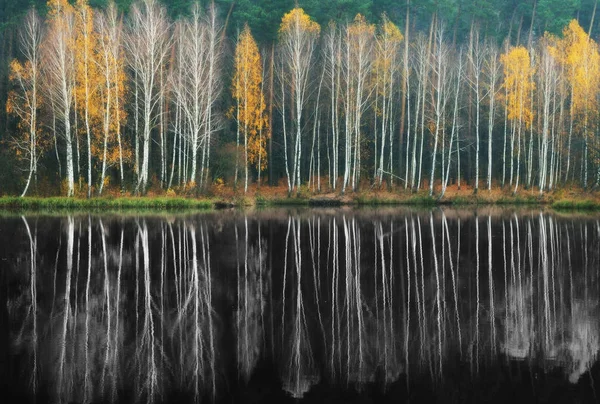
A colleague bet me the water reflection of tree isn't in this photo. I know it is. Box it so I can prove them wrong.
[322,216,403,389]
[158,220,218,403]
[235,217,268,382]
[6,211,600,401]
[9,217,128,403]
[279,217,319,398]
[498,215,600,384]
[313,212,600,390]
[8,216,223,404]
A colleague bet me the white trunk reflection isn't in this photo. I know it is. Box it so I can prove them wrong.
[6,210,600,402]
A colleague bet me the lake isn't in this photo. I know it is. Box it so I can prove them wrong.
[1,208,599,403]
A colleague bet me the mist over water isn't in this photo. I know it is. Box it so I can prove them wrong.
[2,208,600,403]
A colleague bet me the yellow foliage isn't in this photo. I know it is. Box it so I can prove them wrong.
[46,0,75,44]
[380,14,403,42]
[547,19,600,152]
[47,0,73,18]
[8,59,24,82]
[349,14,375,37]
[374,14,402,96]
[74,0,103,135]
[561,20,600,115]
[500,46,535,128]
[213,177,225,194]
[97,10,130,168]
[232,24,270,171]
[279,7,320,36]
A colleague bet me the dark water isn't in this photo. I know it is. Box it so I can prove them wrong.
[1,208,600,403]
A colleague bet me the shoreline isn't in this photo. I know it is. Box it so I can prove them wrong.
[0,190,599,212]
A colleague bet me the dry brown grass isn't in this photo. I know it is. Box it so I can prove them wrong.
[17,175,600,208]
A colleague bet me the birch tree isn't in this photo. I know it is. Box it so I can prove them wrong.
[538,39,559,194]
[6,8,43,197]
[277,8,320,194]
[561,20,600,187]
[483,43,501,191]
[170,3,222,190]
[501,46,534,194]
[440,49,463,198]
[126,0,170,193]
[342,14,374,193]
[74,0,101,197]
[374,15,403,186]
[428,24,451,197]
[171,4,208,189]
[409,34,430,191]
[200,3,222,188]
[467,27,484,194]
[323,22,342,190]
[44,0,76,196]
[96,2,129,194]
[232,24,268,193]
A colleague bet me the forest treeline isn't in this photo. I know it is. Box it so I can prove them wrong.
[3,0,600,196]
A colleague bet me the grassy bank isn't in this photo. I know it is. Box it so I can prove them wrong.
[2,184,600,212]
[551,199,600,211]
[0,196,214,211]
[253,184,600,210]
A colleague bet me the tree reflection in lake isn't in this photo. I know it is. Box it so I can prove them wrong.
[3,209,600,402]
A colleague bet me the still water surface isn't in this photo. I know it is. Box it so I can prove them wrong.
[1,208,600,403]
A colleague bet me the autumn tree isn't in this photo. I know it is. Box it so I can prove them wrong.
[74,0,101,197]
[342,14,374,193]
[126,0,170,193]
[6,8,43,197]
[538,37,559,194]
[277,7,320,195]
[8,0,600,197]
[501,45,534,194]
[323,22,342,190]
[96,2,129,194]
[559,20,600,187]
[373,14,402,186]
[232,24,269,193]
[44,0,76,196]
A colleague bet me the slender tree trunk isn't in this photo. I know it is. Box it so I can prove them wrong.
[401,1,410,189]
[235,67,240,190]
[565,88,574,184]
[502,86,508,187]
[429,26,446,197]
[589,0,598,37]
[74,92,80,190]
[487,56,497,191]
[269,44,274,186]
[134,71,139,186]
[99,61,111,196]
[280,57,291,193]
[81,7,93,198]
[441,52,462,198]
